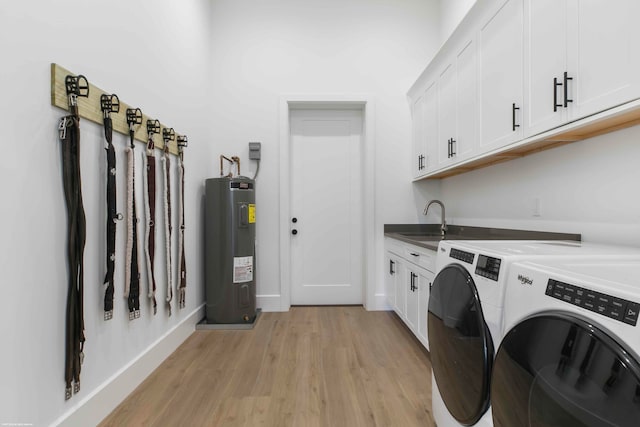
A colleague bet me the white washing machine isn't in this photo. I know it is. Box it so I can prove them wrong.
[428,240,640,427]
[493,257,640,426]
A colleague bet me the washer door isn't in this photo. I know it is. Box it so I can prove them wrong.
[428,263,494,426]
[492,312,640,427]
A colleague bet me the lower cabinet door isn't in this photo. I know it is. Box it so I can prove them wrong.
[384,252,398,309]
[394,260,406,317]
[418,269,434,351]
[405,267,419,332]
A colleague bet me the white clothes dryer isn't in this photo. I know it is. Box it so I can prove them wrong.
[428,240,640,427]
[493,257,640,426]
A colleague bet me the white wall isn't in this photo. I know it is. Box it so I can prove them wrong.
[436,125,640,246]
[207,0,442,309]
[0,1,213,425]
[438,0,477,44]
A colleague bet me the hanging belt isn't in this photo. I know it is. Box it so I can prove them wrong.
[125,108,143,321]
[143,119,160,315]
[100,94,121,321]
[177,136,188,309]
[59,75,88,400]
[162,128,175,315]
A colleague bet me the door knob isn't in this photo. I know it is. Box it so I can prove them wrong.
[292,229,298,235]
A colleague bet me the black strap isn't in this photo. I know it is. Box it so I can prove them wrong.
[101,94,120,320]
[59,114,86,400]
[126,108,142,320]
[60,74,88,400]
[178,159,186,308]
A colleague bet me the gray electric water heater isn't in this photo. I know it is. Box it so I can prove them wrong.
[204,176,256,323]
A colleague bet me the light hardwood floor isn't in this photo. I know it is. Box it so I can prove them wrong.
[100,306,435,427]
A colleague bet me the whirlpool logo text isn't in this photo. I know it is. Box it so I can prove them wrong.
[517,274,533,285]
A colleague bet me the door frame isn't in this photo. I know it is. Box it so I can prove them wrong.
[279,94,376,311]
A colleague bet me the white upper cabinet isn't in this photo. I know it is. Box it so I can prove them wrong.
[411,92,426,178]
[524,0,640,138]
[478,0,524,152]
[409,0,640,179]
[566,0,640,121]
[523,0,569,137]
[423,82,439,173]
[438,63,456,166]
[456,40,478,161]
[411,81,438,179]
[437,39,478,168]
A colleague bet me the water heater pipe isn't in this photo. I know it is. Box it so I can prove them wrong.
[220,155,241,177]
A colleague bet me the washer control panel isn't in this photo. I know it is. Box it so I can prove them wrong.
[450,248,474,264]
[475,254,501,281]
[546,279,640,326]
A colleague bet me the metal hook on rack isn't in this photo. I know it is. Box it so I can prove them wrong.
[147,119,161,150]
[147,119,161,136]
[162,127,175,153]
[126,108,143,147]
[64,74,89,111]
[100,94,120,118]
[126,108,143,128]
[177,135,188,150]
[177,135,188,160]
[65,75,90,98]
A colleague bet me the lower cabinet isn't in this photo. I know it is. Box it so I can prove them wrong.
[384,238,435,351]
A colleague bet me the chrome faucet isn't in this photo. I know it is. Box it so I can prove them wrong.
[423,200,447,236]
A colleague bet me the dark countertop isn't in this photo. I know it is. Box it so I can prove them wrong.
[384,224,581,251]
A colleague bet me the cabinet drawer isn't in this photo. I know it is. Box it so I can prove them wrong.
[403,245,436,272]
[385,237,404,256]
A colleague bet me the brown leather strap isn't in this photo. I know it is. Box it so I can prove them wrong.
[59,114,86,400]
[145,148,158,314]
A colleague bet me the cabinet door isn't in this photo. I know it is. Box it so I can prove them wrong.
[478,0,524,152]
[423,82,439,172]
[418,269,434,351]
[384,253,397,310]
[455,39,478,161]
[566,0,640,120]
[411,92,426,178]
[405,268,419,332]
[523,0,568,137]
[438,40,477,168]
[438,63,456,166]
[394,260,406,316]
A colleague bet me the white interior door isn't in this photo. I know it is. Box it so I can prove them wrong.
[289,109,363,305]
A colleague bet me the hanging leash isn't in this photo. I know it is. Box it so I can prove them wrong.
[125,108,143,321]
[177,135,188,309]
[161,128,175,315]
[100,94,122,321]
[58,74,89,400]
[143,119,160,315]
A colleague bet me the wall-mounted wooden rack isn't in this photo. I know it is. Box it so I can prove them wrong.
[50,63,182,156]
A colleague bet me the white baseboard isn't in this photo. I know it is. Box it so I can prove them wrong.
[257,294,286,312]
[256,294,391,312]
[369,293,392,311]
[55,304,205,427]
